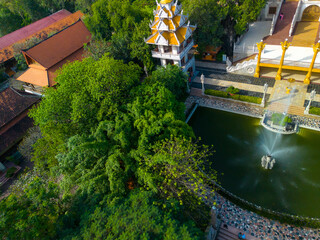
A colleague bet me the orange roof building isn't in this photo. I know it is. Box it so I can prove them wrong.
[145,0,196,74]
[17,20,91,88]
[0,10,84,65]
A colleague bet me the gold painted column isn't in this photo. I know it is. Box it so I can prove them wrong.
[275,39,291,81]
[304,41,320,85]
[254,40,266,78]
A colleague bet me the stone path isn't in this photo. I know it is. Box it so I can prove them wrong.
[193,74,273,94]
[196,66,275,87]
[215,193,320,240]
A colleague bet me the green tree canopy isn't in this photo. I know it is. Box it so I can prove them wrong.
[0,177,60,239]
[59,190,204,240]
[146,64,188,100]
[29,55,141,169]
[84,0,155,73]
[182,0,227,52]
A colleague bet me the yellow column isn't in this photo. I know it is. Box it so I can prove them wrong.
[275,39,291,81]
[304,41,320,85]
[254,40,266,78]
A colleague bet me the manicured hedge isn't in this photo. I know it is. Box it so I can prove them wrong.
[310,106,320,116]
[204,89,262,104]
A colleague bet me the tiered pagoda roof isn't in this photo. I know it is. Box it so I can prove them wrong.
[146,0,196,46]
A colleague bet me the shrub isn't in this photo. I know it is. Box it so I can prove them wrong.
[310,107,320,116]
[5,167,17,178]
[237,95,261,104]
[204,89,262,104]
[204,89,228,98]
[271,113,292,126]
[226,86,239,95]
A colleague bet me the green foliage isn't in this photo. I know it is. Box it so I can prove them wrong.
[86,190,203,239]
[226,86,239,95]
[83,38,110,61]
[139,137,215,207]
[5,167,17,178]
[0,177,60,239]
[182,0,227,50]
[84,0,154,71]
[204,89,228,98]
[29,55,141,170]
[146,64,188,100]
[271,113,292,126]
[0,3,24,36]
[310,106,320,116]
[12,36,42,71]
[57,190,203,239]
[205,89,262,104]
[0,0,97,37]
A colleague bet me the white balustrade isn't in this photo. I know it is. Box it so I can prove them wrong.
[289,0,302,37]
[226,56,258,73]
[269,0,284,36]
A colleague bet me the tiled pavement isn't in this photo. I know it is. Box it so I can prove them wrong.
[196,66,276,87]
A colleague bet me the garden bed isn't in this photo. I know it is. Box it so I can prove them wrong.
[204,89,262,104]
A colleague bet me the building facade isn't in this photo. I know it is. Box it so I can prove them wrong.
[145,0,196,76]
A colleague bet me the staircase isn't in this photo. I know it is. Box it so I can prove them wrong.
[265,0,299,45]
[216,224,258,240]
[217,227,239,240]
[267,102,305,116]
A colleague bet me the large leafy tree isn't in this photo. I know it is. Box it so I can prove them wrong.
[84,0,155,73]
[0,3,24,36]
[78,190,203,240]
[0,177,60,239]
[57,190,204,239]
[146,64,188,101]
[29,55,141,170]
[55,82,193,196]
[222,0,267,56]
[182,0,227,53]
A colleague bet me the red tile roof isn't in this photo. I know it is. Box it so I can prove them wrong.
[0,11,84,64]
[0,87,40,128]
[23,20,91,69]
[0,116,34,156]
[0,10,71,50]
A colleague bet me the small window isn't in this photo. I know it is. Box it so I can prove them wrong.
[269,7,277,15]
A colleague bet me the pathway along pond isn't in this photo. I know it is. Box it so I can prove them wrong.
[189,107,320,217]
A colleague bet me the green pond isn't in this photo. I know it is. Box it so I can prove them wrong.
[189,107,320,217]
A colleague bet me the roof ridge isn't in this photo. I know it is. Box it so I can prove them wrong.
[23,18,83,52]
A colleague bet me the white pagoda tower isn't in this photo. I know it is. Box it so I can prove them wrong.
[145,0,196,76]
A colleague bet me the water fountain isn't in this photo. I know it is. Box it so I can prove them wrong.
[261,85,298,136]
[189,106,320,216]
[261,155,276,170]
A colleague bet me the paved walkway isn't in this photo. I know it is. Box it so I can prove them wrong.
[196,63,320,115]
[292,21,319,47]
[193,75,273,95]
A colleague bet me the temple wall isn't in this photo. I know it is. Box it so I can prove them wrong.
[298,1,320,21]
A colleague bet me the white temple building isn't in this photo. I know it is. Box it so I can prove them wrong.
[145,0,197,76]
